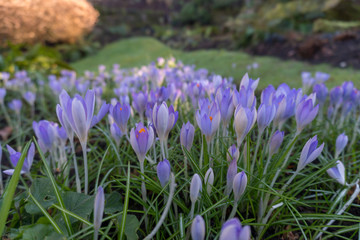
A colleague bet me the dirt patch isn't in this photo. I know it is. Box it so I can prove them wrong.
[247,31,360,69]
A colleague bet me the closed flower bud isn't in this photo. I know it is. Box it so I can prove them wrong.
[233,171,247,202]
[257,103,276,134]
[233,105,256,147]
[295,95,319,133]
[204,168,214,195]
[94,186,105,232]
[190,174,202,203]
[297,136,324,172]
[227,144,240,163]
[268,131,284,157]
[152,102,178,142]
[220,218,251,240]
[327,160,346,186]
[180,121,195,151]
[335,133,348,157]
[191,215,205,240]
[157,159,171,188]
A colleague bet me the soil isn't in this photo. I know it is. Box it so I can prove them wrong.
[246,31,360,69]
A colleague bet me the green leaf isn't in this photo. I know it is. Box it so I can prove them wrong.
[117,214,140,240]
[0,141,31,236]
[25,178,57,215]
[63,192,94,223]
[105,191,123,214]
[22,224,65,240]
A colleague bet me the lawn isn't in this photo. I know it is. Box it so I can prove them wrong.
[72,37,360,88]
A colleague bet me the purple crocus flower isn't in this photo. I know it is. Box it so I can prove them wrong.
[227,144,240,163]
[335,133,348,157]
[196,101,221,143]
[4,143,35,175]
[157,159,171,187]
[268,131,284,157]
[239,73,259,92]
[257,103,276,134]
[327,160,346,186]
[8,99,22,114]
[342,81,354,101]
[191,215,205,240]
[232,87,256,109]
[180,121,195,151]
[33,120,56,153]
[225,159,237,196]
[220,218,251,240]
[93,186,105,234]
[233,171,247,202]
[110,123,122,146]
[216,88,234,126]
[23,91,36,106]
[109,103,131,134]
[233,105,257,147]
[260,85,275,105]
[132,91,148,117]
[190,173,202,203]
[152,102,178,142]
[313,84,328,106]
[129,122,154,162]
[315,72,330,83]
[58,89,109,145]
[273,93,296,129]
[204,168,214,195]
[297,136,324,172]
[295,95,319,133]
[330,87,343,106]
[0,88,6,104]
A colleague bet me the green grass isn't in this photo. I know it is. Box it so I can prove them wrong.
[72,37,360,88]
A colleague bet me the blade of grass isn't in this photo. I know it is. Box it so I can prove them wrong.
[33,138,73,236]
[0,141,30,236]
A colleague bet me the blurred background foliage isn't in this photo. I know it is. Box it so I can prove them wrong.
[1,0,360,77]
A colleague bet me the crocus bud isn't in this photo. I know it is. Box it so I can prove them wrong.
[268,131,284,157]
[8,99,22,114]
[220,218,251,240]
[94,186,105,232]
[152,102,178,142]
[191,215,205,240]
[233,171,247,202]
[190,174,202,203]
[204,168,214,195]
[297,136,324,172]
[216,88,234,126]
[180,121,195,151]
[227,144,240,163]
[327,160,346,186]
[335,133,348,157]
[233,105,257,147]
[257,103,276,134]
[132,91,148,116]
[0,88,6,104]
[110,123,122,146]
[295,95,319,133]
[23,91,36,106]
[157,159,171,187]
[33,120,56,154]
[129,122,154,162]
[225,159,237,196]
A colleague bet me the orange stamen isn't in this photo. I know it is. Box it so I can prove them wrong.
[139,128,146,133]
[209,116,213,121]
[196,83,200,87]
[120,107,123,110]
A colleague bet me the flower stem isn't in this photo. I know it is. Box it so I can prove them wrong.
[0,103,12,128]
[228,202,239,219]
[81,142,89,195]
[144,173,176,240]
[139,160,149,231]
[70,139,81,193]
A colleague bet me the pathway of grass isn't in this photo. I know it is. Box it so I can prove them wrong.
[72,37,359,88]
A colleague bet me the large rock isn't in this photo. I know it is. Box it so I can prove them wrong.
[0,0,99,45]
